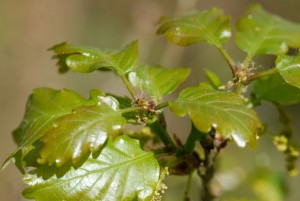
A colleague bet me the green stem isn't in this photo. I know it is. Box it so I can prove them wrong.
[235,83,244,96]
[148,113,177,151]
[185,122,205,154]
[217,47,237,76]
[156,101,170,110]
[248,68,278,83]
[184,171,194,201]
[242,53,254,68]
[120,75,136,99]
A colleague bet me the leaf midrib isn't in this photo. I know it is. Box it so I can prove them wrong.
[28,151,154,193]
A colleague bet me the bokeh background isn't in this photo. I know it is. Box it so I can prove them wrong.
[1,0,300,200]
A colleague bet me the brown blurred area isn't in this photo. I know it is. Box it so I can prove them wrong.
[1,0,300,200]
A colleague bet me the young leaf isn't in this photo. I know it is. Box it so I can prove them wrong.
[50,42,115,73]
[276,52,300,89]
[169,86,261,147]
[3,88,103,169]
[110,41,139,75]
[128,65,190,101]
[50,41,138,75]
[236,4,300,56]
[204,69,223,89]
[23,136,160,201]
[157,8,231,47]
[252,72,300,105]
[38,96,126,166]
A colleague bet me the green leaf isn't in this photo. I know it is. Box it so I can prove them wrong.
[108,95,132,109]
[50,41,138,75]
[276,52,300,88]
[236,4,300,56]
[3,88,103,169]
[110,41,139,75]
[23,136,160,201]
[157,8,231,47]
[252,72,300,105]
[14,88,103,145]
[38,96,126,166]
[169,86,261,147]
[204,69,223,89]
[128,65,190,101]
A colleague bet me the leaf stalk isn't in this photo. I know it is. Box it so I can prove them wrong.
[183,171,194,201]
[242,53,254,68]
[248,68,278,83]
[148,113,177,151]
[217,47,237,76]
[120,75,137,98]
[156,101,170,110]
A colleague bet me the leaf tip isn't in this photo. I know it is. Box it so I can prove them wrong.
[48,42,67,51]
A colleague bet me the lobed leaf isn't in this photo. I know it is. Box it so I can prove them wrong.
[38,96,126,166]
[236,4,300,56]
[157,8,231,47]
[276,52,300,89]
[128,65,190,101]
[23,136,160,201]
[3,88,103,169]
[252,72,300,105]
[50,41,138,75]
[169,85,261,147]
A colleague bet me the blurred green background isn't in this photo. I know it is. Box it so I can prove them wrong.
[1,0,300,200]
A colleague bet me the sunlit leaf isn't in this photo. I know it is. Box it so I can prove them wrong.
[23,136,160,201]
[170,86,261,147]
[110,41,139,75]
[50,41,138,75]
[276,52,300,88]
[157,8,231,47]
[128,65,190,101]
[252,72,300,105]
[38,96,126,166]
[236,4,300,56]
[2,88,103,169]
[50,42,114,73]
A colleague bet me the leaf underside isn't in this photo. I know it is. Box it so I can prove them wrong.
[23,136,160,201]
[170,85,261,147]
[3,88,127,170]
[157,8,231,47]
[236,4,300,56]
